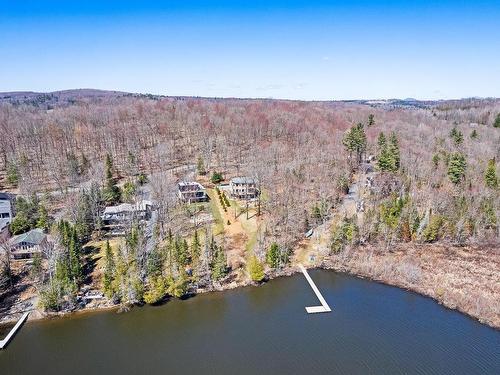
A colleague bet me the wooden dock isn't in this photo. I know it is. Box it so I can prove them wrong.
[0,312,29,349]
[299,265,331,314]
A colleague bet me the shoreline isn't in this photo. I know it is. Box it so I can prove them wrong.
[2,251,499,331]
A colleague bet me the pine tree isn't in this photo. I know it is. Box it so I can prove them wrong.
[368,113,375,127]
[447,152,467,184]
[342,123,367,164]
[484,158,498,189]
[377,132,387,149]
[6,162,19,186]
[68,227,82,284]
[103,153,121,204]
[266,242,280,269]
[377,132,392,172]
[36,204,49,231]
[470,129,478,140]
[210,241,228,281]
[450,126,463,145]
[494,113,500,128]
[103,240,115,297]
[191,230,201,261]
[248,254,265,282]
[388,132,400,171]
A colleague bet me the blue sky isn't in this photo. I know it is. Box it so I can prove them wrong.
[1,1,499,100]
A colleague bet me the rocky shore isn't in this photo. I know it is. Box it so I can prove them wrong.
[1,243,499,330]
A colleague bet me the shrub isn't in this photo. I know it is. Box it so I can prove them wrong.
[248,255,265,282]
[266,242,280,268]
[422,215,444,242]
[331,218,358,253]
[211,171,223,184]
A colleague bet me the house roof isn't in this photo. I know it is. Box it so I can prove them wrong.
[0,192,13,201]
[11,228,46,246]
[178,181,205,189]
[103,200,152,215]
[231,177,256,184]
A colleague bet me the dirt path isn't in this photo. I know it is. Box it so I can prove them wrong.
[295,164,375,265]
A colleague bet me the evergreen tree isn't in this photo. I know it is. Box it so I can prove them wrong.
[147,245,163,278]
[174,237,190,267]
[68,227,82,284]
[388,132,401,171]
[10,211,31,234]
[103,240,115,297]
[191,230,201,261]
[211,171,223,184]
[266,242,280,269]
[450,126,464,145]
[6,162,19,186]
[376,132,392,171]
[210,241,228,281]
[494,113,500,128]
[103,153,121,204]
[248,254,265,282]
[368,113,375,127]
[342,123,367,164]
[168,273,189,298]
[484,158,498,189]
[447,152,467,184]
[377,132,387,149]
[197,156,206,175]
[144,276,168,304]
[470,129,478,140]
[36,204,49,231]
[122,180,136,202]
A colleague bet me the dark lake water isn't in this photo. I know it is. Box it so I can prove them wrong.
[1,270,499,374]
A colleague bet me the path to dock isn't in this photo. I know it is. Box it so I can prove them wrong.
[0,312,29,349]
[299,265,331,314]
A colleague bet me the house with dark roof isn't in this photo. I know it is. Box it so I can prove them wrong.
[9,228,49,260]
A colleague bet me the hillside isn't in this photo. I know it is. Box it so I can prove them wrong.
[0,91,498,327]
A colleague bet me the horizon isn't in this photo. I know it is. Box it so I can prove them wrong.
[0,87,499,102]
[1,1,500,100]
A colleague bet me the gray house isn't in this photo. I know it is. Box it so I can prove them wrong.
[9,228,49,260]
[0,192,14,239]
[229,177,258,199]
[101,200,153,225]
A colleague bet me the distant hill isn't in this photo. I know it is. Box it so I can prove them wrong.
[0,89,498,110]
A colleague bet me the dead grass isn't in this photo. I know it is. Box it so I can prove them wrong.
[321,243,500,328]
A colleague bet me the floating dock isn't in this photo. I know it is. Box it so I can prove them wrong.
[299,265,331,314]
[0,312,29,349]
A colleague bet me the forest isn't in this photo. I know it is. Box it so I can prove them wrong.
[0,92,498,323]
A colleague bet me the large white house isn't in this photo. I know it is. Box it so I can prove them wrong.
[101,200,153,225]
[229,177,259,200]
[177,181,208,203]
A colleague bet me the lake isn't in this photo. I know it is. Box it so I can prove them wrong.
[1,270,499,374]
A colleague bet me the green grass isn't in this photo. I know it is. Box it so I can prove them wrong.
[206,188,225,235]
